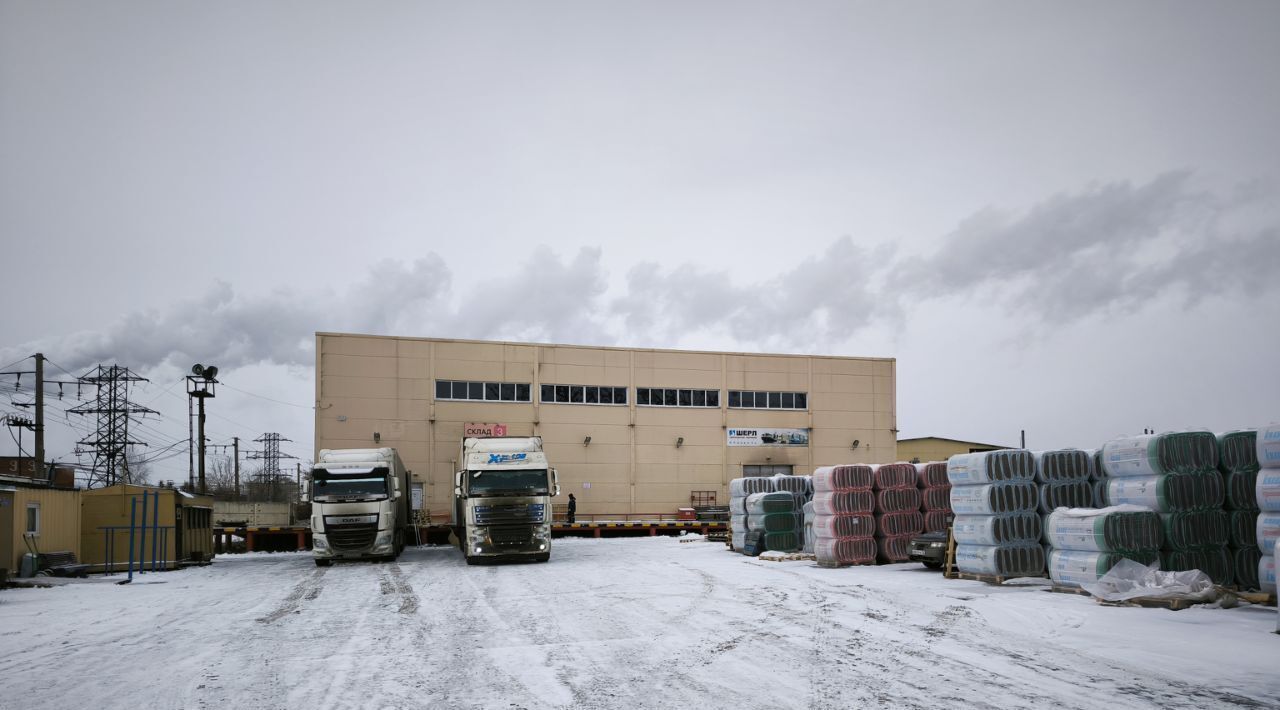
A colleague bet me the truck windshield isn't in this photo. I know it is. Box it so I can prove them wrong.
[468,469,549,495]
[313,473,388,498]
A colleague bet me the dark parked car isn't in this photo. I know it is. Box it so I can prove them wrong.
[908,530,948,570]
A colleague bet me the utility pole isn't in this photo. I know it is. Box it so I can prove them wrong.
[233,436,241,499]
[186,364,219,495]
[34,353,44,476]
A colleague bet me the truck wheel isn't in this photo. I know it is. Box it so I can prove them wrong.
[924,561,942,570]
[464,555,481,566]
[315,559,332,567]
[534,553,550,563]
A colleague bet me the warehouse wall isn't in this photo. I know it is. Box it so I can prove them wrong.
[897,438,1006,464]
[6,486,81,572]
[315,334,897,516]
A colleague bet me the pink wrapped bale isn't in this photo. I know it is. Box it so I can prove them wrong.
[815,537,877,567]
[812,490,875,515]
[812,513,875,539]
[871,463,918,490]
[874,487,922,514]
[813,464,874,493]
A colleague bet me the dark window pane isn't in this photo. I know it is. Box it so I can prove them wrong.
[485,382,500,400]
[679,389,692,406]
[500,383,515,401]
[707,390,719,407]
[541,384,554,402]
[570,386,584,403]
[637,388,650,405]
[782,392,795,409]
[599,387,612,404]
[769,392,782,409]
[517,384,530,402]
[740,391,754,408]
[795,392,807,409]
[729,391,740,408]
[556,385,569,403]
[586,386,599,404]
[693,390,705,407]
[615,387,627,404]
[756,392,768,408]
[664,389,677,406]
[437,381,452,399]
[455,382,470,399]
[463,382,479,400]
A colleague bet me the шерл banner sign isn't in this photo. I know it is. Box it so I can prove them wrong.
[727,428,810,447]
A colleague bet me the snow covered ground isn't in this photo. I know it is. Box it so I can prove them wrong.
[1,535,1276,710]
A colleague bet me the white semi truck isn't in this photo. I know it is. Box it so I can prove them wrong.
[307,448,411,566]
[453,436,560,564]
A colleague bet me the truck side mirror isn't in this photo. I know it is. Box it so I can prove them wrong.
[300,479,309,503]
[552,468,561,497]
[392,476,402,498]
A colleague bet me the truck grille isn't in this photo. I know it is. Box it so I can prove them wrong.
[326,521,379,551]
[488,525,534,546]
[474,503,546,526]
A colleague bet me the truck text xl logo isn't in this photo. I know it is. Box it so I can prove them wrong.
[488,453,528,464]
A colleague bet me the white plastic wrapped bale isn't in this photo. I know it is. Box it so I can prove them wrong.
[948,450,1043,577]
[1034,449,1094,515]
[772,474,813,546]
[744,492,799,552]
[728,476,775,553]
[1042,507,1164,587]
[1257,425,1280,593]
[812,464,876,567]
[802,501,816,554]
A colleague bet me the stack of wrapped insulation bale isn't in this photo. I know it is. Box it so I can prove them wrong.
[949,450,1045,577]
[1219,429,1262,589]
[916,461,952,534]
[729,476,774,553]
[1034,449,1094,516]
[1258,425,1280,594]
[772,474,813,547]
[745,491,800,552]
[1043,507,1162,587]
[812,465,876,567]
[802,501,816,554]
[1098,431,1231,584]
[1088,449,1107,507]
[873,463,923,562]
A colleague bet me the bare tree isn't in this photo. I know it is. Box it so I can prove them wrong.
[205,454,240,498]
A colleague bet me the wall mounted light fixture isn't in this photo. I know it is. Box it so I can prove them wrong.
[374,432,381,443]
[851,439,860,449]
[583,436,592,446]
[676,437,684,448]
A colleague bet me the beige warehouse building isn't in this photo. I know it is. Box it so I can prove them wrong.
[314,333,897,517]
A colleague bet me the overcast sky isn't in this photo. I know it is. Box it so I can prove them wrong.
[2,1,1278,483]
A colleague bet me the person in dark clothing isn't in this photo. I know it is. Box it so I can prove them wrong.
[566,493,577,524]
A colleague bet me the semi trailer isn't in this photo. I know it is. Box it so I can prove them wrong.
[306,448,411,566]
[453,436,560,564]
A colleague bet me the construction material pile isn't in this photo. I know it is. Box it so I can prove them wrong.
[811,465,876,567]
[729,476,775,553]
[949,450,1045,577]
[1043,507,1162,587]
[1258,424,1280,594]
[1098,431,1231,584]
[916,461,952,534]
[1034,449,1094,515]
[873,463,922,562]
[1219,430,1261,589]
[745,491,800,552]
[771,474,814,547]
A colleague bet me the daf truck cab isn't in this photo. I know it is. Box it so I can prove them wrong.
[453,437,559,564]
[306,448,410,566]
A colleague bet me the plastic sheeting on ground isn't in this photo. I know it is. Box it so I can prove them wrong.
[1079,558,1216,603]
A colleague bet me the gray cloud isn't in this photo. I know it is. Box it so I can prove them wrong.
[4,174,1276,379]
[893,172,1280,322]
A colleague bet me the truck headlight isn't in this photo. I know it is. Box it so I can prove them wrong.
[373,532,393,551]
[313,535,329,551]
[930,542,944,548]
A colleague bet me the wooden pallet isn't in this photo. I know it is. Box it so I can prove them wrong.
[758,552,815,562]
[953,572,1048,586]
